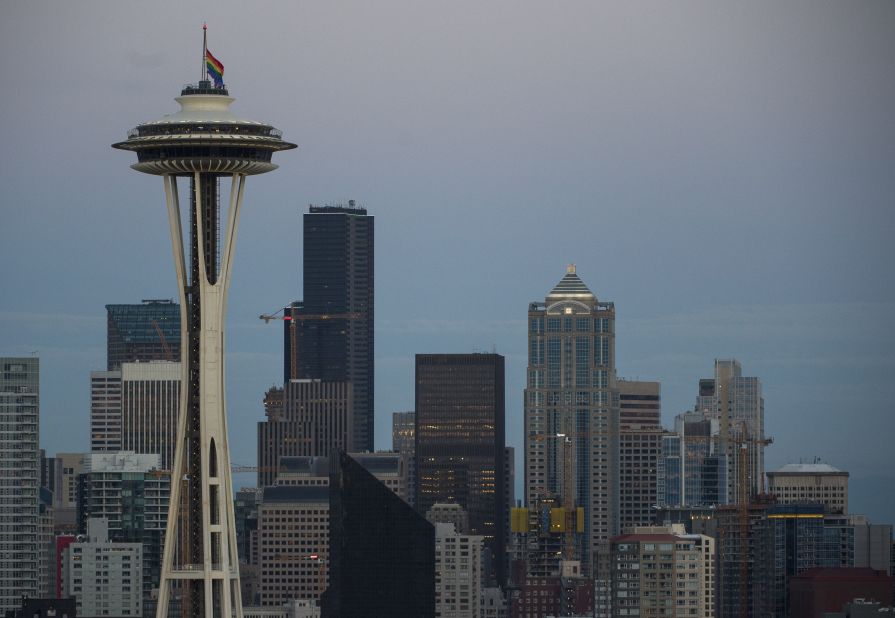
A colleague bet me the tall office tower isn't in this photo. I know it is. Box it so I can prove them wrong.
[79,452,171,615]
[617,379,661,429]
[91,370,123,452]
[434,522,484,618]
[617,380,664,533]
[114,48,295,618]
[767,462,849,514]
[618,428,666,533]
[524,266,620,574]
[324,451,435,618]
[609,525,715,617]
[258,453,409,607]
[106,300,180,370]
[0,357,40,611]
[119,361,181,470]
[257,380,353,487]
[698,359,766,503]
[258,485,330,607]
[286,202,374,451]
[63,518,143,617]
[415,353,506,586]
[659,412,728,509]
[392,411,416,506]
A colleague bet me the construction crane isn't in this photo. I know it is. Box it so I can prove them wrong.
[259,306,363,380]
[732,421,773,618]
[150,319,174,361]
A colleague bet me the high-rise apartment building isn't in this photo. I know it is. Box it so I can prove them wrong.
[77,452,170,615]
[0,357,40,611]
[392,411,416,506]
[324,451,435,618]
[524,266,619,574]
[257,379,354,487]
[105,300,180,370]
[698,359,765,503]
[610,525,715,617]
[62,518,143,618]
[434,522,484,618]
[286,202,374,451]
[415,353,506,585]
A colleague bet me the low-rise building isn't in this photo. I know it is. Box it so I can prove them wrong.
[62,518,142,617]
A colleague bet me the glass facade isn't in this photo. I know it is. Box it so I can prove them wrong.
[415,353,506,585]
[325,451,434,618]
[288,204,375,452]
[524,267,619,575]
[106,301,180,370]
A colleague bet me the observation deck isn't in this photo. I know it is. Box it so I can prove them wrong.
[112,80,296,175]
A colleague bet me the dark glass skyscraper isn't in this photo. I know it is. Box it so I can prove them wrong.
[415,353,506,585]
[106,300,180,370]
[286,202,374,451]
[324,451,434,618]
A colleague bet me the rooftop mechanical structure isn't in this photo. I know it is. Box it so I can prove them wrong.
[113,70,295,618]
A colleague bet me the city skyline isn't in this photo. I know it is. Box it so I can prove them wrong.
[1,0,894,531]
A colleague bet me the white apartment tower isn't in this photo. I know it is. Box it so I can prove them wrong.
[435,523,484,618]
[63,518,143,617]
[0,357,40,611]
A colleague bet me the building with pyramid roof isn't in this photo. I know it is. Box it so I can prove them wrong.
[521,265,619,582]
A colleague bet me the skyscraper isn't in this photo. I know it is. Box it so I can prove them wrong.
[524,265,620,574]
[415,353,506,585]
[287,202,374,451]
[392,411,416,506]
[106,300,180,370]
[121,361,181,470]
[697,359,766,503]
[0,357,40,611]
[90,370,123,452]
[113,49,295,617]
[257,379,354,487]
[618,380,664,533]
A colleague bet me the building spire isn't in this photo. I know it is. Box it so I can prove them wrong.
[202,23,208,82]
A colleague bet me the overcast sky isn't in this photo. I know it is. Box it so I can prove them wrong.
[1,2,893,523]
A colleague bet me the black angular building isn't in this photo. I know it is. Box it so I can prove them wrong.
[324,451,434,618]
[415,353,507,586]
[285,202,374,451]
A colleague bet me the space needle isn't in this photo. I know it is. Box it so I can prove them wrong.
[113,28,296,618]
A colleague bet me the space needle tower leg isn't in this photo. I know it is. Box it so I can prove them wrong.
[156,171,246,618]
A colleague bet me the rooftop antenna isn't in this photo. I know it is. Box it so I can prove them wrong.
[202,23,208,82]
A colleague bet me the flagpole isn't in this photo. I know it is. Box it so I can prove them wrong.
[202,23,208,82]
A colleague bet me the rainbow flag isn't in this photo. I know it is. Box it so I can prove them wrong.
[206,50,224,87]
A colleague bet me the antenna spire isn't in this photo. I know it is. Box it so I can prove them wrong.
[202,23,208,82]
